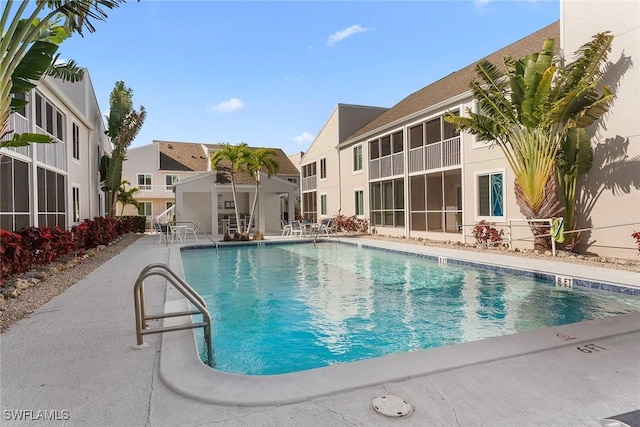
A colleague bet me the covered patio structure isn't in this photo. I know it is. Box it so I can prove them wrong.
[173,171,297,237]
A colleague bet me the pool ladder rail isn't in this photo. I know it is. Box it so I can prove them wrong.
[133,263,214,367]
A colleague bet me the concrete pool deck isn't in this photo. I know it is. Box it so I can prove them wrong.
[1,234,639,426]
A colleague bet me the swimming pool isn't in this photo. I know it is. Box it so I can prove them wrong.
[180,241,640,376]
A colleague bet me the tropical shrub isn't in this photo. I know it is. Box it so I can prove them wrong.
[0,229,32,278]
[334,214,369,233]
[18,226,74,264]
[633,231,640,254]
[473,221,504,246]
[117,216,141,233]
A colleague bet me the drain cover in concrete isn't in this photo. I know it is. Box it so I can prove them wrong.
[371,395,413,418]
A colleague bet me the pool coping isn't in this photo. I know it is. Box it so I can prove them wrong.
[160,237,640,406]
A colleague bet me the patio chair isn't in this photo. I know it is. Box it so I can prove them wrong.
[318,218,334,237]
[154,223,168,244]
[227,217,239,235]
[289,220,303,237]
[185,222,199,240]
[281,220,292,236]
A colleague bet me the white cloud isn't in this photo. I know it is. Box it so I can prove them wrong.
[292,132,315,145]
[326,24,369,47]
[206,97,244,113]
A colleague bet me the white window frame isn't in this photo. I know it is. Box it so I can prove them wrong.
[165,174,179,190]
[72,122,80,161]
[319,158,327,180]
[353,144,363,173]
[474,168,506,222]
[72,185,81,223]
[354,189,365,217]
[138,201,152,217]
[320,193,327,216]
[137,173,152,190]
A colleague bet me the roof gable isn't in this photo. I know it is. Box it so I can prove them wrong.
[345,21,560,143]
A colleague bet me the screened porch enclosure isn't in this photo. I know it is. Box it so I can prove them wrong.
[409,170,462,233]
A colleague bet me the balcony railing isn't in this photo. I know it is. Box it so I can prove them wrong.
[369,152,404,180]
[302,175,317,192]
[137,184,176,198]
[409,136,460,173]
[1,114,32,158]
[35,130,66,170]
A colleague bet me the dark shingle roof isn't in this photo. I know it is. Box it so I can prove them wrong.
[212,147,299,185]
[158,141,209,171]
[345,21,560,143]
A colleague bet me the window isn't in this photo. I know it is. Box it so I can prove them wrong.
[165,174,178,190]
[392,131,403,153]
[319,158,326,179]
[477,172,504,218]
[302,163,316,178]
[72,123,80,160]
[287,177,298,185]
[355,190,364,216]
[13,92,27,117]
[34,92,65,140]
[72,186,80,223]
[137,173,152,190]
[37,167,66,228]
[138,201,152,216]
[320,194,327,215]
[409,124,424,149]
[353,145,363,172]
[0,157,30,231]
[370,178,404,227]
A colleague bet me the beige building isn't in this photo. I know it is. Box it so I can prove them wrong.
[1,71,110,231]
[300,104,387,223]
[120,140,299,236]
[301,0,639,258]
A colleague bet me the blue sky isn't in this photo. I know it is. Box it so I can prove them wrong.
[59,0,560,155]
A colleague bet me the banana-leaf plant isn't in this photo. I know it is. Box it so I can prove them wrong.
[101,81,146,217]
[446,32,614,251]
[1,1,125,147]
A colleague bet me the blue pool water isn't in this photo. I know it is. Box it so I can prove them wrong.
[181,242,640,375]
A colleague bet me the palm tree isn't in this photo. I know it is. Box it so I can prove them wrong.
[101,81,146,217]
[445,33,613,251]
[1,1,126,147]
[243,148,280,236]
[117,180,139,215]
[210,143,251,235]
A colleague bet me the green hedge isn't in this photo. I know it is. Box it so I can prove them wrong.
[118,215,146,233]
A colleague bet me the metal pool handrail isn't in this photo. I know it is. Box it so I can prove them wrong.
[133,263,214,367]
[175,221,219,254]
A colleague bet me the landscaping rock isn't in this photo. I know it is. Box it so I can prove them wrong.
[1,287,19,299]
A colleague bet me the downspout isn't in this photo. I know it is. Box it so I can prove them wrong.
[336,143,341,217]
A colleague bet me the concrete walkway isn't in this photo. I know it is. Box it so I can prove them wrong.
[1,234,639,426]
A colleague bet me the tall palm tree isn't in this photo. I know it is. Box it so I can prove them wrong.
[1,0,126,146]
[117,180,139,215]
[101,81,146,217]
[446,32,613,251]
[243,148,280,236]
[210,143,251,235]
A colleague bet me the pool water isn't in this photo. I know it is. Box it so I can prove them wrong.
[181,243,640,375]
